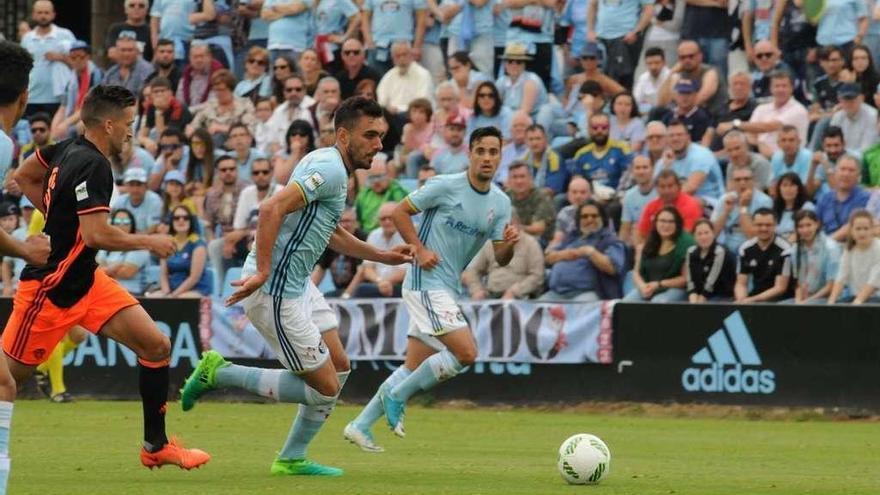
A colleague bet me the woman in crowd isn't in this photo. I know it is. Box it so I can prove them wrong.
[400,98,434,175]
[235,46,272,104]
[609,92,646,152]
[542,201,625,301]
[299,49,330,97]
[773,172,814,242]
[685,219,736,303]
[151,206,213,298]
[496,45,552,129]
[625,206,694,302]
[190,69,256,145]
[97,209,152,296]
[828,210,880,304]
[790,210,840,304]
[447,52,490,110]
[273,119,316,184]
[467,81,513,140]
[160,170,199,226]
[843,44,880,106]
[186,128,216,200]
[270,55,296,104]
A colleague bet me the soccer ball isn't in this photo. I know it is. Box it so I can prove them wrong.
[557,433,611,485]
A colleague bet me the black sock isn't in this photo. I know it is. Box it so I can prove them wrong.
[139,363,169,452]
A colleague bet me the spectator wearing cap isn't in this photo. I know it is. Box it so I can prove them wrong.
[20,0,76,118]
[111,168,164,234]
[523,124,568,197]
[503,0,554,88]
[571,113,632,192]
[465,212,545,300]
[177,42,224,108]
[188,69,256,141]
[655,119,724,204]
[159,170,198,221]
[106,0,153,63]
[507,161,556,246]
[815,155,871,242]
[138,77,194,156]
[711,166,773,253]
[150,0,197,63]
[52,40,103,141]
[829,82,878,152]
[585,0,653,89]
[103,33,156,96]
[657,40,728,118]
[205,155,249,285]
[496,43,553,132]
[563,42,624,110]
[656,77,713,145]
[633,47,672,115]
[19,113,53,164]
[355,154,409,233]
[734,71,808,159]
[429,114,470,175]
[96,209,153,296]
[376,41,433,117]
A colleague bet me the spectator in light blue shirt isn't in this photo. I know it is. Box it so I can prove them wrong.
[816,0,868,48]
[150,0,197,61]
[815,155,871,241]
[505,0,554,87]
[656,120,724,205]
[770,125,813,188]
[262,0,315,61]
[711,167,774,253]
[314,0,361,68]
[111,168,165,234]
[97,209,153,295]
[362,0,427,74]
[587,0,653,88]
[20,1,75,114]
[430,114,471,174]
[446,0,496,75]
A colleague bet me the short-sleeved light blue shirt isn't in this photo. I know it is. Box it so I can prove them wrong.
[243,147,349,299]
[505,5,554,44]
[364,0,428,48]
[448,0,495,37]
[264,0,315,51]
[315,0,360,36]
[656,143,725,201]
[20,26,76,104]
[404,172,511,293]
[770,148,812,184]
[817,0,868,46]
[595,0,653,40]
[110,190,164,233]
[621,185,658,224]
[150,0,197,41]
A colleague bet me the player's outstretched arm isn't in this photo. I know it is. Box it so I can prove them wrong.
[328,225,414,265]
[80,211,175,257]
[15,152,48,214]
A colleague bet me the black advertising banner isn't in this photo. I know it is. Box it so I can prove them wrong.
[11,298,205,399]
[612,303,880,409]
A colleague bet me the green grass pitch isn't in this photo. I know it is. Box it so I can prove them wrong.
[9,400,879,495]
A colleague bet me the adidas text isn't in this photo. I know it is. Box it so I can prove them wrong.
[682,363,775,394]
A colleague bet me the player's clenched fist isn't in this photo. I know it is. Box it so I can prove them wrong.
[23,234,50,265]
[415,245,441,270]
[148,235,176,258]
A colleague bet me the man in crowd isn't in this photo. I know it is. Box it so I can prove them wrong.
[335,38,381,99]
[18,113,53,163]
[523,124,568,196]
[355,154,409,232]
[308,77,342,134]
[147,38,181,91]
[712,167,773,253]
[637,169,702,243]
[106,0,153,62]
[657,119,724,205]
[21,0,75,117]
[228,157,283,271]
[657,78,713,145]
[176,41,222,108]
[571,113,632,192]
[111,168,163,234]
[710,72,757,152]
[743,70,811,158]
[723,131,772,191]
[103,33,156,95]
[507,161,556,247]
[51,40,103,141]
[498,112,532,184]
[619,155,656,246]
[829,83,878,152]
[464,214,545,300]
[205,155,248,286]
[376,41,433,117]
[633,47,671,113]
[227,123,264,182]
[353,202,407,297]
[770,125,813,187]
[657,40,727,117]
[734,209,792,303]
[547,177,592,250]
[806,126,853,197]
[150,0,195,65]
[429,114,469,175]
[815,155,870,242]
[265,75,314,151]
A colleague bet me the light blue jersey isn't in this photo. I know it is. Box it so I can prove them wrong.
[264,0,315,51]
[505,5,554,44]
[315,0,360,38]
[447,0,494,37]
[595,0,652,40]
[621,185,657,224]
[150,0,197,41]
[20,26,75,104]
[243,147,349,299]
[655,143,724,202]
[363,0,427,48]
[0,129,12,183]
[404,172,511,293]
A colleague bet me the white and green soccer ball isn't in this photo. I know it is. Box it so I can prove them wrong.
[557,433,611,485]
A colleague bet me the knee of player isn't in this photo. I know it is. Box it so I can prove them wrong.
[453,347,477,367]
[311,378,341,398]
[143,335,171,362]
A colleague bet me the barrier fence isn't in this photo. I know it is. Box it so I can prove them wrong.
[7,297,878,409]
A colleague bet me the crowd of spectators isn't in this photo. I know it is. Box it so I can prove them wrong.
[4,0,880,304]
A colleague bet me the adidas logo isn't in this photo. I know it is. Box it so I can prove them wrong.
[681,311,776,394]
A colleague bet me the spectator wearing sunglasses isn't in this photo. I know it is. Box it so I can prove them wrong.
[111,167,164,234]
[334,38,381,100]
[205,155,249,285]
[96,209,153,296]
[265,74,315,153]
[227,158,284,272]
[106,0,153,63]
[137,77,193,155]
[149,206,212,298]
[236,46,273,104]
[18,113,53,164]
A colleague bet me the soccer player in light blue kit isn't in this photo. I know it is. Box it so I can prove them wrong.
[180,97,413,476]
[345,126,519,451]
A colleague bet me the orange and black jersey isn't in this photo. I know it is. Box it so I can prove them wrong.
[21,137,113,308]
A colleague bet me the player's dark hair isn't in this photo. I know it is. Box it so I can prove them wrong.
[334,96,384,131]
[0,40,34,105]
[645,47,665,60]
[469,125,502,148]
[81,85,136,128]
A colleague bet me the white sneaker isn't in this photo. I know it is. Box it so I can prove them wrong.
[344,422,385,453]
